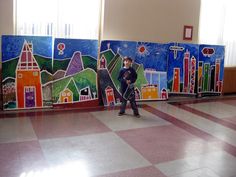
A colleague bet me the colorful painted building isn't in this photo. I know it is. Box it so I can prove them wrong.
[189,56,196,93]
[105,86,115,106]
[100,55,107,69]
[215,59,220,92]
[172,68,180,92]
[16,41,42,108]
[141,84,158,99]
[60,88,73,103]
[183,50,190,92]
[203,63,210,91]
[198,61,203,92]
[210,65,216,91]
[80,87,92,101]
[161,88,168,99]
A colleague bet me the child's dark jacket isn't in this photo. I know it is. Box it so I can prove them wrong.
[117,67,137,94]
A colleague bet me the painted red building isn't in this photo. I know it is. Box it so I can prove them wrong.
[215,59,220,92]
[183,50,190,92]
[189,56,196,93]
[100,55,107,69]
[161,88,168,99]
[105,86,115,106]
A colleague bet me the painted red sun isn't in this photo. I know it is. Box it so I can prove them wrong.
[139,46,146,53]
[137,44,149,57]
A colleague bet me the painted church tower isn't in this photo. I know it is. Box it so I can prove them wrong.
[16,41,43,108]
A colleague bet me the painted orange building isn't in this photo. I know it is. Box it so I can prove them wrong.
[141,84,158,99]
[16,41,43,108]
[172,68,180,92]
[60,88,73,103]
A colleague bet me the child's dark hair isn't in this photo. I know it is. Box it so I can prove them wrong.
[123,56,133,62]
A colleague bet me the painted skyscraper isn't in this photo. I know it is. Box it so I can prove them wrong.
[215,59,220,92]
[189,56,196,93]
[183,50,190,92]
[198,61,203,92]
[210,65,215,91]
[203,63,210,91]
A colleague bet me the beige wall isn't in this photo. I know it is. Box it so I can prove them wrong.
[102,0,201,43]
[0,0,14,65]
[0,0,14,35]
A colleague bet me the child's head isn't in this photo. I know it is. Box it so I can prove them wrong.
[123,57,132,67]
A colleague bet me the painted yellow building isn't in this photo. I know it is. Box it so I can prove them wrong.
[60,88,73,103]
[141,84,158,99]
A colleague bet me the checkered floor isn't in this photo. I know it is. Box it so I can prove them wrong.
[1,96,236,177]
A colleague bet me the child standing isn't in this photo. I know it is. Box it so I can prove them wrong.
[117,56,140,118]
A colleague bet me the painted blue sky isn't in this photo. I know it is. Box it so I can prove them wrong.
[101,40,168,71]
[101,40,136,59]
[199,44,225,80]
[167,43,199,81]
[54,38,98,60]
[136,42,168,71]
[2,35,52,62]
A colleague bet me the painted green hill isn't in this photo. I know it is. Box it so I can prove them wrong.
[2,58,18,79]
[35,55,52,73]
[53,59,70,74]
[111,56,123,89]
[100,50,115,66]
[132,62,140,71]
[108,53,121,72]
[67,79,80,101]
[52,68,97,103]
[135,64,148,92]
[41,71,53,85]
[82,56,97,72]
[2,55,52,80]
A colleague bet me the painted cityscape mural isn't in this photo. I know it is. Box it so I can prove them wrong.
[2,35,53,110]
[1,35,225,110]
[99,40,168,106]
[167,43,199,96]
[52,38,99,108]
[198,44,225,96]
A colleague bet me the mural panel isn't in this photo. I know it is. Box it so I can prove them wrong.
[167,43,199,96]
[198,45,225,96]
[52,38,99,108]
[99,40,168,106]
[2,35,53,110]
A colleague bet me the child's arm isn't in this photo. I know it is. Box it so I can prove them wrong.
[130,68,137,83]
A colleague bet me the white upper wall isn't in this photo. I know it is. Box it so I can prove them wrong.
[102,0,201,43]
